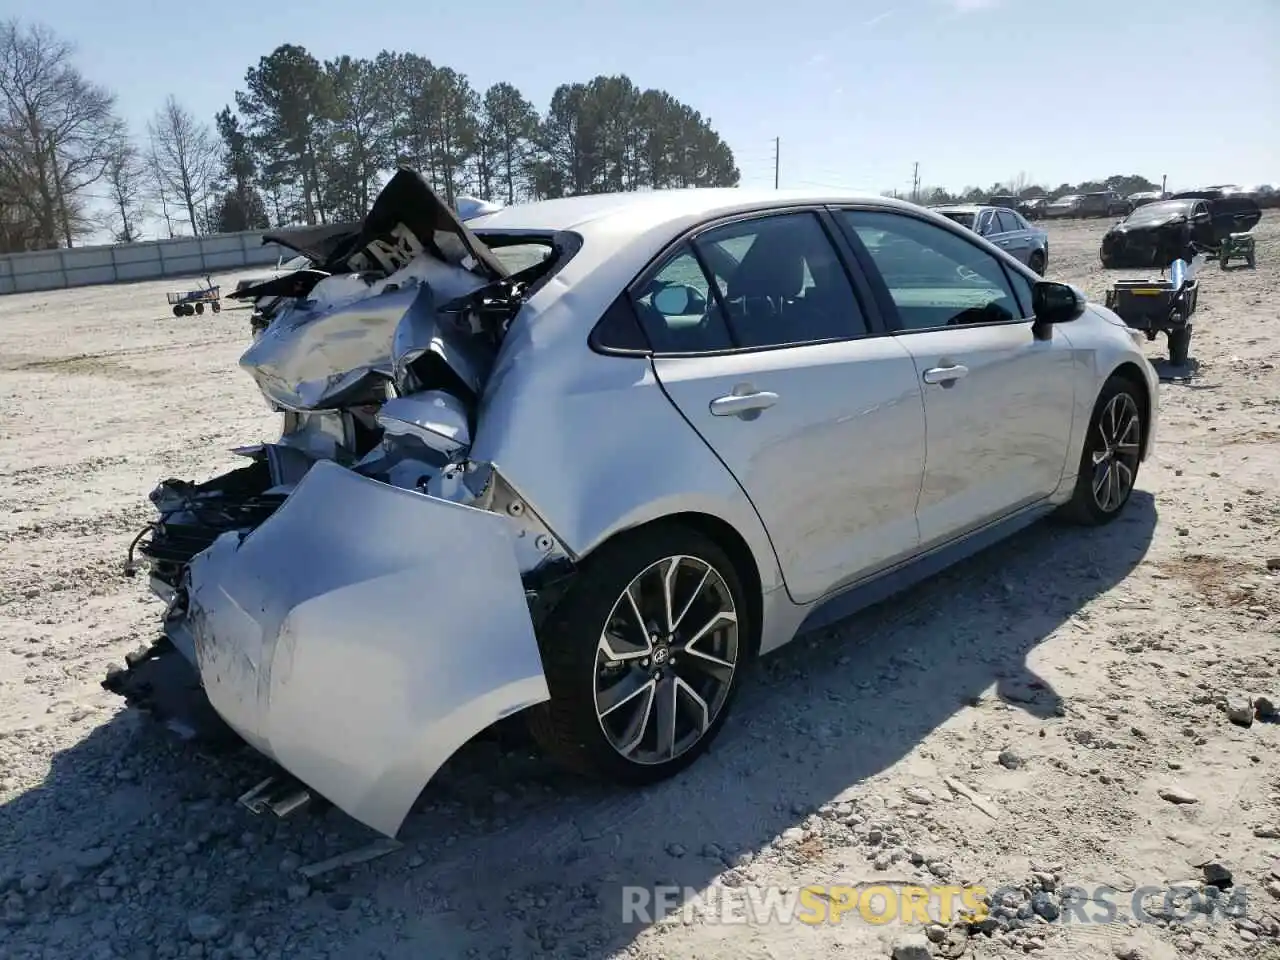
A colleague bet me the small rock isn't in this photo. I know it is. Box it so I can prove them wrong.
[277,854,301,874]
[1256,696,1278,719]
[889,933,932,960]
[1113,945,1143,960]
[407,854,424,868]
[73,847,114,870]
[1201,862,1233,887]
[187,915,225,943]
[665,843,686,858]
[780,828,805,845]
[19,873,47,893]
[1030,893,1060,921]
[326,893,352,911]
[1265,558,1280,572]
[1253,826,1280,839]
[925,923,947,943]
[904,787,934,805]
[1266,880,1280,900]
[285,883,309,902]
[997,749,1024,770]
[1158,787,1199,805]
[1225,695,1255,727]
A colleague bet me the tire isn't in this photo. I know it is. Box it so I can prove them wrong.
[526,522,752,784]
[1058,374,1145,526]
[1168,325,1191,366]
[195,302,205,315]
[172,305,183,318]
[1029,250,1046,276]
[212,301,221,313]
[182,303,195,316]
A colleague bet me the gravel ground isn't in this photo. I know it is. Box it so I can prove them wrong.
[1,216,1279,960]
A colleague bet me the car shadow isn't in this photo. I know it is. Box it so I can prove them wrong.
[1,492,1158,959]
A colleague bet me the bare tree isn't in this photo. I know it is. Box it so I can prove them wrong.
[0,19,122,248]
[146,94,219,235]
[103,136,147,241]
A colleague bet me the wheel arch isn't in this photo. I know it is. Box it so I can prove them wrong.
[568,510,767,659]
[1107,361,1154,460]
[655,511,765,658]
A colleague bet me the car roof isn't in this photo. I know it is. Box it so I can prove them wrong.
[931,204,988,214]
[467,187,908,236]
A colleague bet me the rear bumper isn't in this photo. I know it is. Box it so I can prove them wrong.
[154,460,550,836]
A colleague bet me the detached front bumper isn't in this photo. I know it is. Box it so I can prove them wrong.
[156,460,550,837]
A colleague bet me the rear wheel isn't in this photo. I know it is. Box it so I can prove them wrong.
[195,302,205,315]
[172,305,183,318]
[527,523,751,784]
[1029,250,1046,275]
[1059,375,1145,526]
[1168,325,1192,366]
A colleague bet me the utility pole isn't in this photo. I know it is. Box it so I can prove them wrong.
[911,162,920,203]
[1161,173,1167,197]
[773,137,780,189]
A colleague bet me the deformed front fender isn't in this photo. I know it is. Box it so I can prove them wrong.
[185,460,549,837]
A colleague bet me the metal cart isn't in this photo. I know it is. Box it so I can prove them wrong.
[1104,256,1200,367]
[166,276,221,317]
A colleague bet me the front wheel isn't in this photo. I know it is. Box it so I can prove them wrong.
[1029,250,1047,275]
[527,523,751,784]
[1058,375,1145,526]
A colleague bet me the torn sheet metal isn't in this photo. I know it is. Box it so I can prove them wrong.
[238,269,490,414]
[182,460,549,838]
[376,392,471,457]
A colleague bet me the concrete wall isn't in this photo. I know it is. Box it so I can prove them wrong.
[0,231,299,295]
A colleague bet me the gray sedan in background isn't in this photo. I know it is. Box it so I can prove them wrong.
[930,204,1050,274]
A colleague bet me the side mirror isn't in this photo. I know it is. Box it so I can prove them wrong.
[1031,280,1086,339]
[652,283,702,316]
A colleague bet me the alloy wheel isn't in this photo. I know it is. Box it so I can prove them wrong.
[593,555,739,765]
[1090,393,1141,513]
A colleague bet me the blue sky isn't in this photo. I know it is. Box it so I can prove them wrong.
[9,0,1278,206]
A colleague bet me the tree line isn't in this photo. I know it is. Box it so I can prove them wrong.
[0,20,740,252]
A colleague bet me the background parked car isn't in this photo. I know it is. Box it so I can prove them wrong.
[986,194,1022,211]
[1127,191,1166,209]
[930,203,1050,274]
[1167,189,1264,239]
[1078,191,1132,218]
[1020,197,1050,220]
[1044,195,1083,219]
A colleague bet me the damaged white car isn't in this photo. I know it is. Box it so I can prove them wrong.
[107,170,1158,838]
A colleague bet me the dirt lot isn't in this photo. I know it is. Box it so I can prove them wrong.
[1,216,1278,960]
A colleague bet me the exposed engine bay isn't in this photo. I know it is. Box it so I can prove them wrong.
[126,168,575,633]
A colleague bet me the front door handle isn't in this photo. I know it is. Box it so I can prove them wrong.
[922,364,969,385]
[709,390,779,417]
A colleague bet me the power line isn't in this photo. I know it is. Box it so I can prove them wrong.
[773,137,780,189]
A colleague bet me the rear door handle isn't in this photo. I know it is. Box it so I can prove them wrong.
[710,390,779,417]
[922,364,969,385]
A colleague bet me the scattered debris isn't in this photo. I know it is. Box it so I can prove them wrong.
[1158,787,1200,805]
[296,838,403,879]
[943,777,1001,819]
